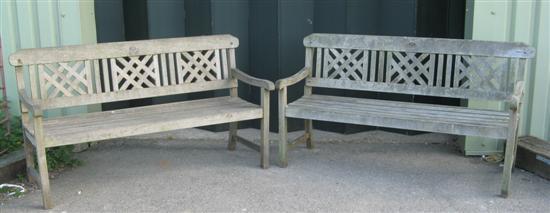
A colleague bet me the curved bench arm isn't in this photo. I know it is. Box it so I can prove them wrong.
[232,68,275,91]
[275,67,311,89]
[18,89,42,116]
[508,81,525,111]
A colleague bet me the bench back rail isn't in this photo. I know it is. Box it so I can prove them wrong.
[10,35,239,110]
[303,34,534,102]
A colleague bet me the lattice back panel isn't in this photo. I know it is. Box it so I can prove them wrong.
[312,47,514,96]
[37,61,95,99]
[29,49,229,100]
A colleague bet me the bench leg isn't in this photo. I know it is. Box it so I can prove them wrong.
[23,135,37,183]
[260,89,270,169]
[31,116,53,209]
[305,119,313,149]
[228,122,238,150]
[501,111,519,198]
[278,88,288,168]
[36,145,53,209]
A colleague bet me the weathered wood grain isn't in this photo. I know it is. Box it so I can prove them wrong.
[39,80,236,109]
[10,35,239,66]
[278,87,288,168]
[42,97,263,148]
[518,136,550,158]
[232,68,275,90]
[304,33,535,58]
[260,88,270,169]
[275,67,310,89]
[306,78,510,101]
[235,135,260,152]
[286,95,510,139]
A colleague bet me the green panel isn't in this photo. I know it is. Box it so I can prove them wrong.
[184,0,212,36]
[464,0,550,155]
[464,1,510,155]
[1,0,21,116]
[278,0,314,132]
[94,0,125,43]
[211,0,250,105]
[147,0,185,39]
[527,1,550,140]
[0,0,97,117]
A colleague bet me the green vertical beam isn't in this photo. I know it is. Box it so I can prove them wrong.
[464,0,550,154]
[1,0,21,116]
[0,0,97,117]
[462,0,511,155]
[527,1,550,140]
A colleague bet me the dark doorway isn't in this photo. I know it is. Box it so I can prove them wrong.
[94,0,466,133]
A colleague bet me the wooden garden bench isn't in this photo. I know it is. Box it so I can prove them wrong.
[10,35,274,209]
[277,34,534,197]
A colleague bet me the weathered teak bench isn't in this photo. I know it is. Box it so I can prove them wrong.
[10,35,274,209]
[277,34,534,197]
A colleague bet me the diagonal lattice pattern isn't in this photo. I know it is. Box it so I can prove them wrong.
[111,55,160,91]
[454,55,508,90]
[40,61,92,98]
[388,52,434,85]
[323,48,366,80]
[176,50,222,84]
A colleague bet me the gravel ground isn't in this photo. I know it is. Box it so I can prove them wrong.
[1,128,549,212]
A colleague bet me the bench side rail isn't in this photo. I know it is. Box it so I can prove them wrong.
[304,34,533,101]
[10,35,239,110]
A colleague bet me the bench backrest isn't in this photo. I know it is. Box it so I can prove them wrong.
[303,34,534,101]
[10,35,239,110]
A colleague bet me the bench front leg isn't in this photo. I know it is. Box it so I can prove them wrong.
[34,116,53,209]
[228,122,238,150]
[501,109,519,198]
[501,81,525,197]
[228,80,238,151]
[304,77,313,149]
[278,87,288,168]
[260,88,270,169]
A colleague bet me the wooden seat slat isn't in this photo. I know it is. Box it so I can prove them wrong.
[286,95,509,138]
[295,95,510,122]
[43,97,262,147]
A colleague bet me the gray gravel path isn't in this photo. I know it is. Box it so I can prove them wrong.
[1,128,549,212]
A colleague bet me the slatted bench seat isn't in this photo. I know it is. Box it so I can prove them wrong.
[287,95,510,139]
[10,35,274,209]
[40,97,263,147]
[277,34,534,197]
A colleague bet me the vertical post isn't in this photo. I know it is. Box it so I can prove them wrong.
[0,40,9,135]
[228,48,238,150]
[34,115,53,209]
[304,48,313,149]
[260,88,270,169]
[15,66,36,183]
[278,87,288,167]
[501,108,519,198]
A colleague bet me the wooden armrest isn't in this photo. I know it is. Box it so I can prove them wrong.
[18,89,42,116]
[508,81,525,111]
[275,67,310,89]
[232,68,275,90]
